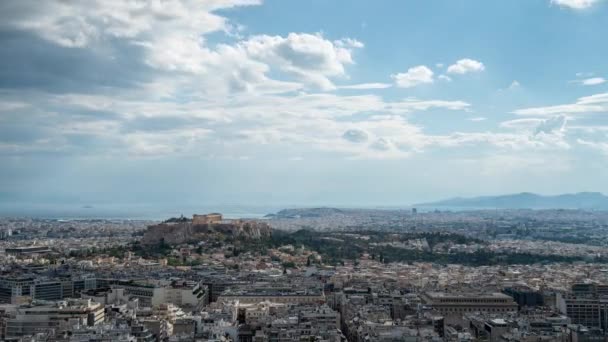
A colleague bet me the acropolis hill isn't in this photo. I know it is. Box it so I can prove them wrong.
[141,213,272,246]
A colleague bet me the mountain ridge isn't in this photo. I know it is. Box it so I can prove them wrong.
[415,192,608,210]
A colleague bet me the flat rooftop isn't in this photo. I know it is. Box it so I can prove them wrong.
[425,292,512,299]
[221,287,323,297]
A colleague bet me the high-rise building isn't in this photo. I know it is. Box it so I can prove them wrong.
[564,295,608,333]
[503,286,544,308]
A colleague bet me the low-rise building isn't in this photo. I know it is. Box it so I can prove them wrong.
[421,291,518,323]
[218,286,325,305]
[111,280,208,308]
[2,298,104,338]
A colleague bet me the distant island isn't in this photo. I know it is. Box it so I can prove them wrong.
[416,192,608,210]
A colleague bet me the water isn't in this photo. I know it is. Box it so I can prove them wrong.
[0,203,283,220]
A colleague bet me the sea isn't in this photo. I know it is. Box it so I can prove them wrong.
[0,203,285,221]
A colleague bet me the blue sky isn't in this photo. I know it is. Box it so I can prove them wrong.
[1,0,608,209]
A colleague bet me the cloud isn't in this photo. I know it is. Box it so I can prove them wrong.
[513,92,608,116]
[477,153,573,177]
[569,125,608,133]
[501,118,544,130]
[242,32,362,90]
[447,59,485,75]
[424,131,570,151]
[0,0,579,163]
[0,1,262,48]
[581,77,607,86]
[339,83,392,90]
[497,116,570,152]
[438,75,452,82]
[0,1,362,94]
[391,66,434,88]
[0,88,572,160]
[0,101,28,111]
[0,1,269,95]
[578,139,608,154]
[468,117,486,122]
[342,129,369,143]
[500,116,567,136]
[509,80,521,89]
[534,115,567,135]
[0,88,475,159]
[551,0,602,9]
[370,138,391,151]
[334,38,364,49]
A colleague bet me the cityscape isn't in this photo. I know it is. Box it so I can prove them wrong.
[2,0,608,341]
[2,207,608,341]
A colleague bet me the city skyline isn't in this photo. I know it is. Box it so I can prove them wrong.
[1,0,608,207]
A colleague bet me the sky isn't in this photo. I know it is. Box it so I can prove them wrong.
[1,0,608,210]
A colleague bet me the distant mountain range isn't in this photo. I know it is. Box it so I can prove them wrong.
[416,192,608,210]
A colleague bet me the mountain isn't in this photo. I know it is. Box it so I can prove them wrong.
[416,192,608,210]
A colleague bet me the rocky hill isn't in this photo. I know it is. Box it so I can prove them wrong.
[141,219,272,245]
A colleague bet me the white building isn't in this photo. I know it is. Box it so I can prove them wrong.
[3,298,104,338]
[113,280,208,308]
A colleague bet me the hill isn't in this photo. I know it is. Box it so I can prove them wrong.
[141,215,271,245]
[416,192,608,210]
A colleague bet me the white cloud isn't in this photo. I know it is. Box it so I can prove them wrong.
[339,83,392,90]
[0,0,583,162]
[1,1,363,94]
[497,116,569,151]
[534,115,567,135]
[501,116,567,135]
[3,89,473,160]
[477,153,573,177]
[569,125,608,133]
[6,0,261,48]
[509,80,521,89]
[578,139,608,154]
[342,129,369,143]
[124,128,212,157]
[426,131,570,150]
[513,92,608,116]
[370,138,392,151]
[241,32,362,90]
[0,101,28,111]
[334,38,364,49]
[447,59,485,75]
[386,99,470,112]
[551,0,602,9]
[391,66,434,88]
[438,75,452,82]
[501,118,544,130]
[468,117,486,122]
[581,77,606,86]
